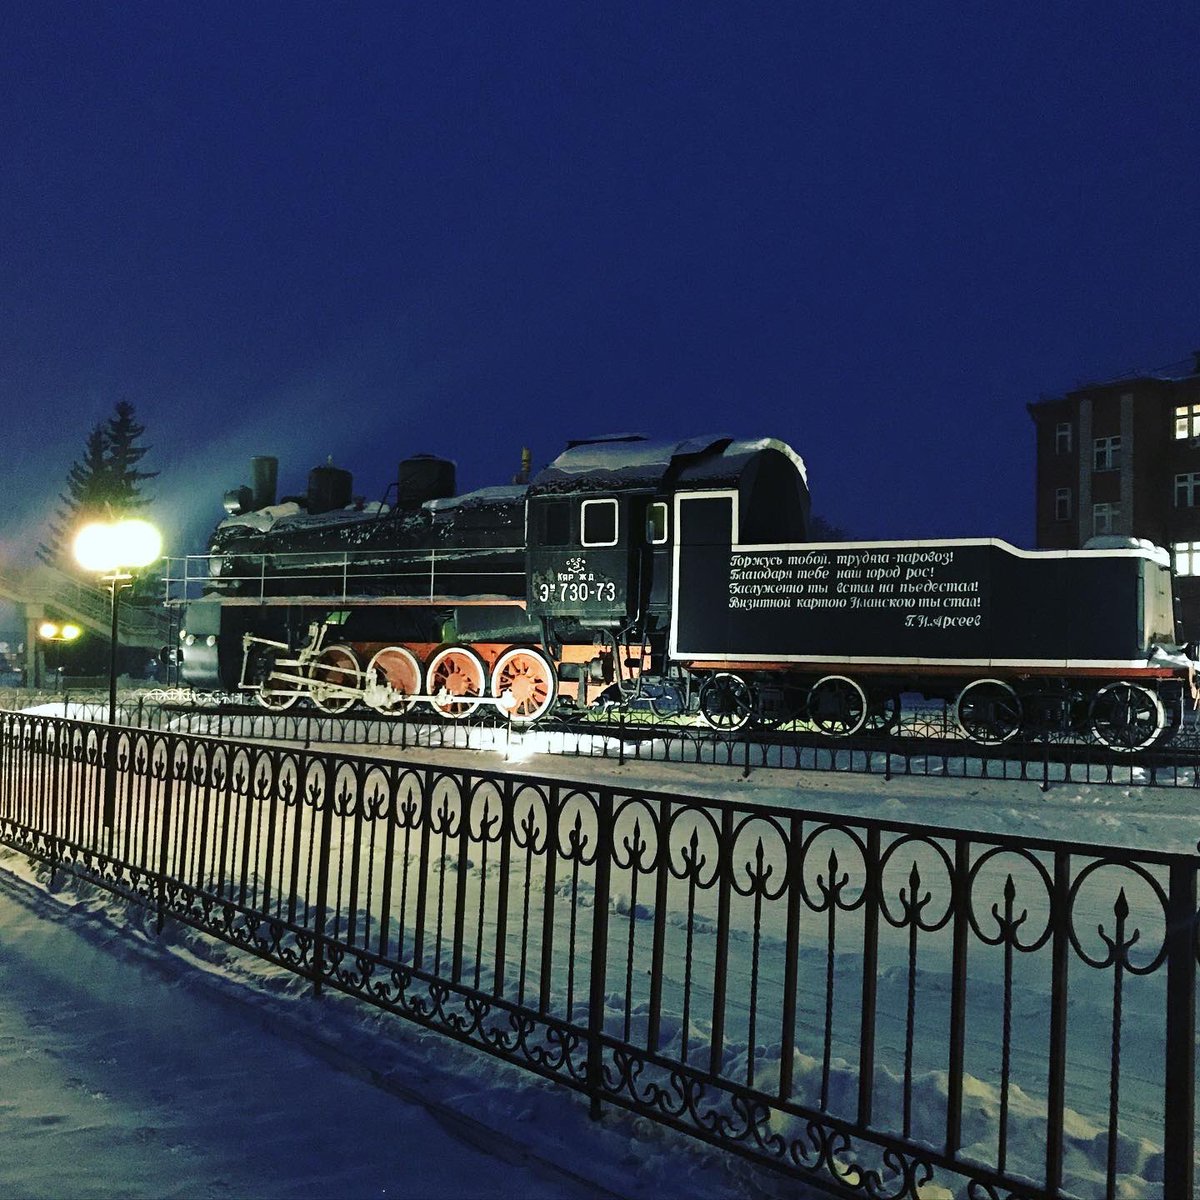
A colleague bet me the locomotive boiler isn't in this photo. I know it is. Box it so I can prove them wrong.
[171,433,1190,749]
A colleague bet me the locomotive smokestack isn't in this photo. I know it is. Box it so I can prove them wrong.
[250,456,278,509]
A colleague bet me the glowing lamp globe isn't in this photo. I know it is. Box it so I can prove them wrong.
[73,519,162,574]
[39,620,82,641]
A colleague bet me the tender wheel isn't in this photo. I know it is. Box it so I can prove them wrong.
[698,673,755,732]
[365,646,422,715]
[807,675,867,738]
[864,691,901,736]
[955,678,1022,745]
[307,644,361,714]
[426,646,485,719]
[1088,682,1165,752]
[491,647,557,725]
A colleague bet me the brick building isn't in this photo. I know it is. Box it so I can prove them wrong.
[1027,351,1200,639]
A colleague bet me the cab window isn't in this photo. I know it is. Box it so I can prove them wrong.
[581,498,618,547]
[540,501,570,546]
[646,501,668,545]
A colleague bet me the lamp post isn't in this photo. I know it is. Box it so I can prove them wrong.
[72,518,162,725]
[72,517,161,830]
[38,620,82,692]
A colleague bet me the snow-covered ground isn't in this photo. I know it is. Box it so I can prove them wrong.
[2,707,1196,1198]
[0,841,813,1200]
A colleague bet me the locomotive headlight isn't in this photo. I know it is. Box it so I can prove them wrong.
[206,636,217,647]
[184,634,196,646]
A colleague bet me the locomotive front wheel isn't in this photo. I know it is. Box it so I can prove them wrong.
[807,675,867,738]
[426,646,485,719]
[698,673,755,732]
[1088,682,1165,752]
[247,646,299,711]
[365,646,422,715]
[258,677,299,711]
[491,647,557,725]
[307,644,361,714]
[954,678,1022,745]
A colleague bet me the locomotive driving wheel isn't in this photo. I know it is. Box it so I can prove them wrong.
[364,646,422,715]
[491,647,557,725]
[426,646,485,719]
[1088,682,1165,752]
[807,675,867,738]
[954,678,1023,745]
[307,644,361,714]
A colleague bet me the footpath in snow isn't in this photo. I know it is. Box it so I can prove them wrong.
[0,847,810,1200]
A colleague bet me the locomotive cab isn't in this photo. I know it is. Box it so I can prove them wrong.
[524,434,811,693]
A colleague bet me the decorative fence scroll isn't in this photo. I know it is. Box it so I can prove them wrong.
[0,710,1195,1200]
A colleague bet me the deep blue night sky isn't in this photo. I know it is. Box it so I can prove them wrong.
[3,3,1198,559]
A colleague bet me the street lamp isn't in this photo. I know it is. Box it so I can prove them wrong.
[38,620,82,691]
[72,517,162,725]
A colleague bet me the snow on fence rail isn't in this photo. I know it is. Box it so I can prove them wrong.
[0,710,1195,1200]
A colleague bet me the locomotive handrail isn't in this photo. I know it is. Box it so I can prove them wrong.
[162,545,527,606]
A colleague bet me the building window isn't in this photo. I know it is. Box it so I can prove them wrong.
[1175,542,1200,576]
[1055,423,1072,454]
[1093,436,1121,471]
[1092,503,1119,536]
[1176,473,1200,507]
[581,498,619,547]
[1176,404,1200,440]
[1054,488,1072,521]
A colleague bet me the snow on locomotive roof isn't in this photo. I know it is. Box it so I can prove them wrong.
[530,434,808,494]
[424,485,527,511]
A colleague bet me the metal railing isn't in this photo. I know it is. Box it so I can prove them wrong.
[0,562,170,647]
[162,546,527,606]
[0,710,1194,1198]
[26,692,1200,792]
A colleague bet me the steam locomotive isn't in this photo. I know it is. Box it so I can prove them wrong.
[172,434,1191,750]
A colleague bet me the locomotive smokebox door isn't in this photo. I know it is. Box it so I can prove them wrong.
[527,495,628,622]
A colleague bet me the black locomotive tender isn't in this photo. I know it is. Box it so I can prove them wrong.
[175,434,1190,751]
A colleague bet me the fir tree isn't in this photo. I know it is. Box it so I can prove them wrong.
[105,400,158,510]
[38,401,158,570]
[37,422,113,566]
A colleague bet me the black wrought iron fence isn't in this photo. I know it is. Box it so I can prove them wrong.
[0,710,1195,1199]
[24,691,1200,792]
